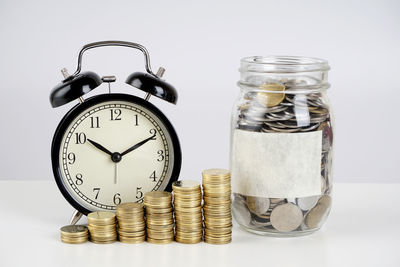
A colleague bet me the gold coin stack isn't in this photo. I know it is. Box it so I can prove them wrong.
[60,225,89,244]
[202,169,232,244]
[144,191,174,244]
[172,180,203,244]
[87,211,117,244]
[116,202,146,244]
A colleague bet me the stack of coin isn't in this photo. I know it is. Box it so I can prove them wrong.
[144,191,174,244]
[172,180,203,244]
[202,169,232,244]
[116,202,146,244]
[60,225,88,244]
[87,211,117,244]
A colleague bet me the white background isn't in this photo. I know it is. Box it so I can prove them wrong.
[0,0,399,183]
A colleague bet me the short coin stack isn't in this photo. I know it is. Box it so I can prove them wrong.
[116,202,146,244]
[144,191,174,244]
[202,169,232,244]
[60,225,89,244]
[87,211,117,244]
[172,180,203,244]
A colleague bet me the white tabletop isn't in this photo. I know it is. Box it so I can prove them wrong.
[0,181,399,267]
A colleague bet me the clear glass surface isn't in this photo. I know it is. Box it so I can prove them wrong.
[230,56,333,236]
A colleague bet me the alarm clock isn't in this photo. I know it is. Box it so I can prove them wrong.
[50,41,182,222]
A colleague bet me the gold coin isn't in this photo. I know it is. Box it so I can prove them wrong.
[118,230,146,237]
[90,239,117,244]
[175,215,203,223]
[204,235,231,244]
[204,230,232,238]
[117,220,145,226]
[145,207,173,214]
[88,223,117,229]
[203,191,231,197]
[144,191,172,201]
[118,227,146,233]
[204,222,232,228]
[146,219,174,226]
[88,211,116,221]
[203,195,231,203]
[146,237,174,244]
[175,237,202,244]
[147,230,174,239]
[146,214,174,222]
[146,223,174,231]
[174,205,202,213]
[204,226,232,234]
[117,202,144,212]
[256,83,286,108]
[119,235,145,244]
[61,237,88,244]
[202,169,230,178]
[172,180,201,191]
[176,230,203,237]
[60,225,88,236]
[174,195,202,201]
[60,234,89,240]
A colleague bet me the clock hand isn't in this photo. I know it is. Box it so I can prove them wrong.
[87,139,113,156]
[121,134,156,156]
[114,163,118,184]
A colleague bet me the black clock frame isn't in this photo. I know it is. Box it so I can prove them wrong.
[51,93,182,215]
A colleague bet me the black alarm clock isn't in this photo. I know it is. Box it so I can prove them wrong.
[50,41,181,222]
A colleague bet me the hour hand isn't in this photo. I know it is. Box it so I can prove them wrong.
[87,139,113,156]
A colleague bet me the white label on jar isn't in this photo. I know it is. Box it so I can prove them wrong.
[231,129,322,198]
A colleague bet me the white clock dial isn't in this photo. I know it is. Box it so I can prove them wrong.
[58,100,174,211]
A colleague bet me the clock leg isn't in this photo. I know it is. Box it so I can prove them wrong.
[69,210,83,225]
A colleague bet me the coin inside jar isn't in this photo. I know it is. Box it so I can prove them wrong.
[246,196,270,215]
[305,195,332,229]
[256,83,286,108]
[270,203,303,232]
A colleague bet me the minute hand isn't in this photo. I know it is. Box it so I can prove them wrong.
[121,135,156,156]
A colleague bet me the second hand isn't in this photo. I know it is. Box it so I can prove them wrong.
[114,163,118,184]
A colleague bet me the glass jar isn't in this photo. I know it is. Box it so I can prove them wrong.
[230,56,333,236]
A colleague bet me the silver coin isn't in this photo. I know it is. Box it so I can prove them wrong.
[305,195,332,228]
[265,105,288,113]
[296,195,319,211]
[299,123,320,131]
[246,196,270,215]
[270,203,303,232]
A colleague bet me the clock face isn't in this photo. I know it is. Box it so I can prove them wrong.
[52,94,181,214]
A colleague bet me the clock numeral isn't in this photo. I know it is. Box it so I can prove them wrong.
[75,173,83,185]
[149,129,157,139]
[110,109,122,121]
[90,116,100,128]
[149,171,157,182]
[67,152,76,164]
[134,114,139,126]
[136,187,143,202]
[113,193,121,205]
[157,150,165,162]
[75,132,87,144]
[93,188,100,199]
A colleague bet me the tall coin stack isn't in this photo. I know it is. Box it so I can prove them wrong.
[202,169,232,244]
[60,225,89,244]
[172,180,203,244]
[144,191,174,244]
[116,202,146,244]
[87,211,117,244]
